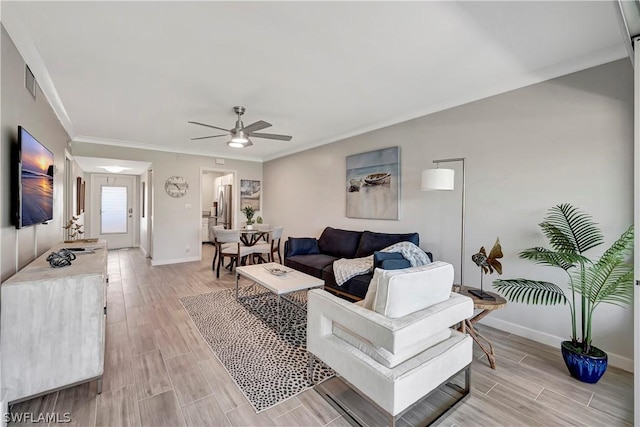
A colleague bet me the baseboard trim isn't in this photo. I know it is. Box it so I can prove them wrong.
[479,317,634,373]
[138,246,149,258]
[151,256,200,266]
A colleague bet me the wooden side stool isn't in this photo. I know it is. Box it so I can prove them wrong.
[456,285,507,369]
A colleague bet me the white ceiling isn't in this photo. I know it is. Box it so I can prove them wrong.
[2,1,628,163]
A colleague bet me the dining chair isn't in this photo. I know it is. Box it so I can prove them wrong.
[214,229,255,278]
[210,224,227,269]
[252,226,284,264]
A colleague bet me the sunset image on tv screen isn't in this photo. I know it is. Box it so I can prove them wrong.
[20,128,53,226]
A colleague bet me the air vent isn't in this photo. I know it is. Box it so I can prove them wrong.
[25,64,36,99]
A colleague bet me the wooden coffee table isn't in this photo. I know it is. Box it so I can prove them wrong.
[457,285,507,369]
[236,263,324,333]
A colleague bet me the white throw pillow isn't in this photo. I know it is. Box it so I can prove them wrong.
[373,261,454,319]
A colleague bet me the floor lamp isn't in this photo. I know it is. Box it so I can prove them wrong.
[421,157,466,286]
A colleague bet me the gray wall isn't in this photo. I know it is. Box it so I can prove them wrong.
[70,143,262,265]
[263,59,634,369]
[1,24,70,282]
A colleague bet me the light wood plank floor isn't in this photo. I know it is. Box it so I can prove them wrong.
[8,246,634,427]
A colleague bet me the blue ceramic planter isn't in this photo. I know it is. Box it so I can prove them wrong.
[561,341,608,384]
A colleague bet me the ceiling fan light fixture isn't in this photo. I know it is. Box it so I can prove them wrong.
[231,130,248,144]
[189,106,291,145]
[227,140,246,148]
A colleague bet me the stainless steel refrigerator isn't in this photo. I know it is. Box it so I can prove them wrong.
[216,184,232,229]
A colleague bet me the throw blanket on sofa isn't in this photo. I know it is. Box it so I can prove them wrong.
[333,242,431,287]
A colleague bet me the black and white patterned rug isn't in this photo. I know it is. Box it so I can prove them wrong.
[179,287,334,412]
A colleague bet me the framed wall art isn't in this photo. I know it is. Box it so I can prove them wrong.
[240,179,261,210]
[346,146,400,220]
[80,180,85,214]
[75,177,86,215]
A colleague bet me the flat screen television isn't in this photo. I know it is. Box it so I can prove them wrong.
[16,126,54,228]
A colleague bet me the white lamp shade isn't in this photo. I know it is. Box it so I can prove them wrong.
[421,168,455,191]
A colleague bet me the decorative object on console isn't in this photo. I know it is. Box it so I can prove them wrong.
[241,205,256,229]
[63,215,84,241]
[346,147,399,220]
[46,248,76,268]
[164,175,189,198]
[256,216,263,224]
[240,179,261,210]
[493,203,634,383]
[421,157,466,284]
[470,237,502,300]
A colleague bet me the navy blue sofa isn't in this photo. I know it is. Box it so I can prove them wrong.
[284,227,431,300]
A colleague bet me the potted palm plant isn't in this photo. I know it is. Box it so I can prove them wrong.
[242,206,256,229]
[493,203,633,383]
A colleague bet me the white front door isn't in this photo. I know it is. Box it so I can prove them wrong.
[95,175,135,249]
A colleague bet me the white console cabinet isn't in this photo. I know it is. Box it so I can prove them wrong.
[1,241,107,404]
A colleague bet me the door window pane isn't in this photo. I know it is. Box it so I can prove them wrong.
[101,186,127,234]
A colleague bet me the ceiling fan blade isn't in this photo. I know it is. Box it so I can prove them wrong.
[250,132,292,141]
[245,138,254,148]
[242,120,272,133]
[188,121,230,132]
[191,134,227,141]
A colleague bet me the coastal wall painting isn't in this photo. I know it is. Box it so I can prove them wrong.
[346,146,399,220]
[240,179,261,210]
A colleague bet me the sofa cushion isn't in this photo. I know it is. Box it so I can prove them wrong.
[322,263,371,300]
[287,237,320,256]
[317,227,363,259]
[373,262,454,319]
[284,254,338,279]
[339,274,371,300]
[355,231,420,258]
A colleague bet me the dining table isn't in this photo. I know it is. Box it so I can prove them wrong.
[239,229,270,247]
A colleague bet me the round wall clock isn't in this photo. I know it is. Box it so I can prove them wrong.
[165,176,189,198]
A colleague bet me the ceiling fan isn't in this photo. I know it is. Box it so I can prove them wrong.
[188,106,292,148]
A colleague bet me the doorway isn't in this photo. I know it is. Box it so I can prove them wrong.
[200,167,237,261]
[92,174,136,249]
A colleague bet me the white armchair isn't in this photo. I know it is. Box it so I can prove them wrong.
[307,262,474,425]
